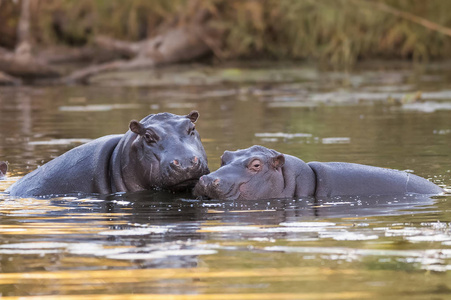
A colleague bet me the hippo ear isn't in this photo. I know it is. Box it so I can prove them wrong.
[0,162,7,174]
[271,154,285,169]
[186,110,199,123]
[220,150,233,166]
[129,120,146,136]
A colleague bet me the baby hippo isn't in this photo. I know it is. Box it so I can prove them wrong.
[194,145,443,200]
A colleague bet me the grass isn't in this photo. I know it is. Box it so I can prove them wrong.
[2,0,451,68]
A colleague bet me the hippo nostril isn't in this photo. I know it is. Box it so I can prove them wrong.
[213,178,220,186]
[170,160,182,171]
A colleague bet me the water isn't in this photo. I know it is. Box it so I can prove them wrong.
[0,62,450,299]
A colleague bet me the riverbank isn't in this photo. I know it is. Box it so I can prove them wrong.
[2,0,451,85]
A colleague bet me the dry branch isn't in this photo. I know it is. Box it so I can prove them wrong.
[63,25,219,83]
[0,70,21,85]
[360,0,451,37]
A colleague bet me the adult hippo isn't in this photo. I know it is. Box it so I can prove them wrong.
[194,145,443,200]
[8,111,209,198]
[0,161,7,179]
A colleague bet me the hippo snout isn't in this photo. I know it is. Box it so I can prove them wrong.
[170,156,200,170]
[199,174,220,187]
[194,174,237,200]
[194,175,216,198]
[162,155,209,190]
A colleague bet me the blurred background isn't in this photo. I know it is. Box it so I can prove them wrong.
[2,0,451,84]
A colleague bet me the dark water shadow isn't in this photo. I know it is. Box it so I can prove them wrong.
[54,191,440,225]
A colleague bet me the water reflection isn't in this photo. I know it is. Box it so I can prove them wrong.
[1,189,450,297]
[0,63,450,298]
[0,191,444,250]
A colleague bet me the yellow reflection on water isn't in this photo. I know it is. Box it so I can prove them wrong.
[0,177,18,192]
[0,292,371,300]
[0,266,358,280]
[0,194,131,238]
[0,223,122,235]
[0,267,369,299]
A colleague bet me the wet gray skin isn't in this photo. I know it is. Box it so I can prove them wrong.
[0,161,7,179]
[7,111,209,198]
[194,145,444,200]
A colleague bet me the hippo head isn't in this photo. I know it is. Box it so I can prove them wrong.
[122,111,209,192]
[0,161,7,179]
[194,145,285,200]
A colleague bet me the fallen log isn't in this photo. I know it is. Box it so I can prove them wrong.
[63,24,220,84]
[0,49,61,80]
[37,45,119,64]
[0,70,21,85]
[0,0,61,81]
[0,1,222,85]
[93,36,142,59]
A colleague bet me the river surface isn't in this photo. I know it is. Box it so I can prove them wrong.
[0,62,450,299]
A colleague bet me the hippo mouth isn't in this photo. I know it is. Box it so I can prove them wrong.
[193,177,242,200]
[167,178,200,191]
[162,162,209,192]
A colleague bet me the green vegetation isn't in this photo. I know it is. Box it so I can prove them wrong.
[217,0,451,66]
[2,0,451,68]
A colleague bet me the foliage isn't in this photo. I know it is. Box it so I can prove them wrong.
[2,0,451,67]
[34,0,187,45]
[219,0,451,67]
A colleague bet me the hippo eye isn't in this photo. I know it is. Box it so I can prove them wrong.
[144,132,156,144]
[248,159,262,172]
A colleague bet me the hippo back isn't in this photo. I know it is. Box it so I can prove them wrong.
[308,162,443,197]
[7,135,122,197]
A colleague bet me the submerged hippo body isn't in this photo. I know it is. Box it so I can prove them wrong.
[0,161,7,179]
[194,145,443,200]
[8,111,209,198]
